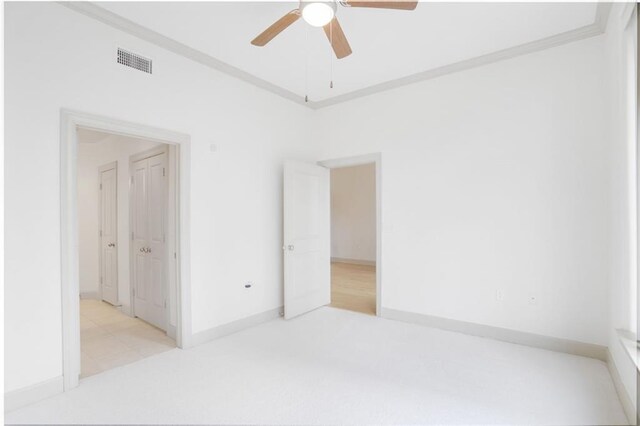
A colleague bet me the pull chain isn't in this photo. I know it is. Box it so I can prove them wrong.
[330,20,334,89]
[305,24,309,103]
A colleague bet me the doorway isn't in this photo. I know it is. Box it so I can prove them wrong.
[77,130,178,379]
[329,163,377,315]
[282,154,381,320]
[61,110,192,390]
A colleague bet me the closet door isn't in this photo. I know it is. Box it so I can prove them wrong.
[99,164,118,305]
[131,152,167,330]
[146,152,167,329]
[132,157,151,324]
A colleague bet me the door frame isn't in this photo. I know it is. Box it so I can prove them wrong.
[60,109,192,391]
[128,145,174,336]
[98,161,118,304]
[318,153,382,316]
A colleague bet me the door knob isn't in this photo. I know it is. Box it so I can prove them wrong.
[108,243,115,247]
[288,245,294,251]
[147,247,152,253]
[140,247,145,253]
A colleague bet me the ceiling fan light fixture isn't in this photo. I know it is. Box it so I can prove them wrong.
[301,1,337,27]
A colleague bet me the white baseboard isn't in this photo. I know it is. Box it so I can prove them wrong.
[381,308,608,361]
[331,257,376,266]
[607,348,637,425]
[4,376,63,412]
[118,303,133,317]
[187,307,283,348]
[166,323,177,340]
[79,291,99,300]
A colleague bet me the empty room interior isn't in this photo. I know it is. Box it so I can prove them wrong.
[3,1,640,425]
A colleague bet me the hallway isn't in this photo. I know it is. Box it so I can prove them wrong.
[330,262,376,315]
[80,300,175,378]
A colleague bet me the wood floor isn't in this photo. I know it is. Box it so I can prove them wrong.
[330,262,376,315]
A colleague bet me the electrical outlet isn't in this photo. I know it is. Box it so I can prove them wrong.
[496,290,504,302]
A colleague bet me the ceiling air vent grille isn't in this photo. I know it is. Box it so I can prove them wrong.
[117,48,152,74]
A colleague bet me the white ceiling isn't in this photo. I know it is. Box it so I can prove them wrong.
[95,1,598,104]
[77,128,112,144]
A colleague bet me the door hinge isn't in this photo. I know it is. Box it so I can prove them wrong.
[130,176,134,185]
[131,231,134,240]
[100,276,102,285]
[164,300,167,309]
[163,168,166,177]
[99,183,102,190]
[174,252,177,259]
[99,230,102,237]
[133,287,136,297]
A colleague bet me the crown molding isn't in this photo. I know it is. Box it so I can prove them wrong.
[59,1,308,108]
[60,1,610,110]
[595,1,613,33]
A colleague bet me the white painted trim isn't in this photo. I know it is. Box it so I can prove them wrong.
[607,348,636,425]
[188,307,283,348]
[596,1,614,33]
[80,291,100,300]
[119,303,132,316]
[4,376,64,413]
[319,153,382,316]
[311,21,606,109]
[620,2,636,31]
[61,109,192,392]
[129,145,168,163]
[618,329,640,371]
[59,2,305,107]
[59,2,610,110]
[381,308,608,361]
[331,257,376,266]
[98,161,118,304]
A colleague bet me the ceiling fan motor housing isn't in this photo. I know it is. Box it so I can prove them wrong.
[300,0,338,27]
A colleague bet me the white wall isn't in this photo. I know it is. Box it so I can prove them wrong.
[77,134,164,301]
[313,36,610,347]
[330,164,376,263]
[4,2,317,393]
[604,3,638,415]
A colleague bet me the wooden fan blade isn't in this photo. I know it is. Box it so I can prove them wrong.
[346,1,418,10]
[251,10,300,46]
[323,17,352,59]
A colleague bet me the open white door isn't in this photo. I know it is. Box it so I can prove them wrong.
[283,161,330,319]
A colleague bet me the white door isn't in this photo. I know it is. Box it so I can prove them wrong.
[283,161,331,319]
[99,164,118,305]
[131,152,167,330]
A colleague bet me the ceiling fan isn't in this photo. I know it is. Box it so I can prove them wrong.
[251,0,418,59]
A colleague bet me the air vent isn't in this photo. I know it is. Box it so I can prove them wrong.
[117,48,152,74]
